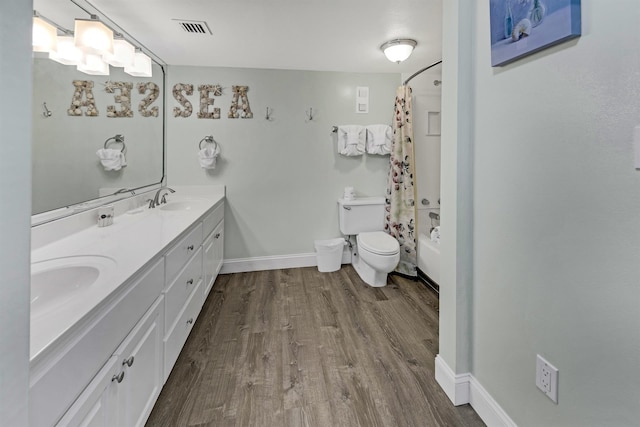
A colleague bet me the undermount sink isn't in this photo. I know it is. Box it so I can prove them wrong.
[31,256,117,319]
[159,198,207,211]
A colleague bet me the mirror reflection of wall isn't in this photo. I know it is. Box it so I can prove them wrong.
[31,0,165,217]
[32,59,164,214]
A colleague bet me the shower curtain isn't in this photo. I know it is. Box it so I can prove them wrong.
[385,85,417,277]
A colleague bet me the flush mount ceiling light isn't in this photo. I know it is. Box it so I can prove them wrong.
[380,38,417,63]
[124,50,152,77]
[74,17,114,56]
[33,15,58,53]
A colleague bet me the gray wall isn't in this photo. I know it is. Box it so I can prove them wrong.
[464,1,640,425]
[166,66,400,259]
[0,0,32,424]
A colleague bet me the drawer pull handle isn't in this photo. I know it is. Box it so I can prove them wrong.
[187,279,194,285]
[187,245,194,251]
[214,233,221,239]
[187,318,194,325]
[123,356,135,367]
[112,371,125,383]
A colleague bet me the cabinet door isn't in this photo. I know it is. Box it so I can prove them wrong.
[114,296,165,427]
[203,220,223,299]
[56,356,120,427]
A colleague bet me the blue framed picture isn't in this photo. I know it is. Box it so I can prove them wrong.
[490,0,581,66]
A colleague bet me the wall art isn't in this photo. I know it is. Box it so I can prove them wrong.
[197,84,222,119]
[67,80,99,116]
[228,85,253,119]
[137,82,160,117]
[105,81,133,118]
[173,83,194,117]
[490,0,581,66]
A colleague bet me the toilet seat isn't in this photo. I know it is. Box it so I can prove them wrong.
[357,232,399,255]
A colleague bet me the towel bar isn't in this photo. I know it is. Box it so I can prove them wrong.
[199,135,218,150]
[104,134,125,153]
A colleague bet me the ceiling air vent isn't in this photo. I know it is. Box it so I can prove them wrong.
[173,19,212,35]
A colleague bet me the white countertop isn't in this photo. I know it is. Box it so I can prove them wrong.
[30,185,225,365]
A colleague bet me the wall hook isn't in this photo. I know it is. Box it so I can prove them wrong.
[42,102,52,118]
[265,107,273,121]
[306,107,314,121]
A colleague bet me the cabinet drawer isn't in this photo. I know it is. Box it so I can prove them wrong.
[165,223,203,285]
[202,201,224,240]
[164,246,202,335]
[163,281,202,382]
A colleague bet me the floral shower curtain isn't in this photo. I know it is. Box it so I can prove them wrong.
[385,85,417,277]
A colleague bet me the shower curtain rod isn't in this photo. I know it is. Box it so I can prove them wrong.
[403,60,443,86]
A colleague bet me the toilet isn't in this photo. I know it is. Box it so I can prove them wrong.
[338,197,400,287]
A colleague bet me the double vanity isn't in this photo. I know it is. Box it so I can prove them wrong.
[29,186,225,427]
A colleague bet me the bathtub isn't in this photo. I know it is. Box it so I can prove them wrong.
[418,233,440,285]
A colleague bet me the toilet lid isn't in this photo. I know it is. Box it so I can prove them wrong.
[358,231,400,255]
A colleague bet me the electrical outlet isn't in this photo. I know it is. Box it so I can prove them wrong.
[536,355,559,403]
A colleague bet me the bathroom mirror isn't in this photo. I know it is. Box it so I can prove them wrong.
[31,0,165,224]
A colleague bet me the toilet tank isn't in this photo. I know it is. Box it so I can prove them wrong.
[338,197,386,235]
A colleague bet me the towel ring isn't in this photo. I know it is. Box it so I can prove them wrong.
[104,134,126,153]
[199,135,218,150]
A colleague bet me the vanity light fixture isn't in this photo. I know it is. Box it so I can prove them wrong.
[124,49,152,77]
[49,36,83,65]
[380,38,417,63]
[103,37,135,68]
[32,14,58,53]
[77,53,110,75]
[74,17,114,56]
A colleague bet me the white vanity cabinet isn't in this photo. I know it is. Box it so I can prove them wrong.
[203,202,224,298]
[31,194,226,427]
[56,297,164,427]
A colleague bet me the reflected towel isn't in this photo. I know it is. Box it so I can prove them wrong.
[366,124,392,155]
[198,144,220,169]
[96,148,126,171]
[337,125,365,156]
[430,226,441,243]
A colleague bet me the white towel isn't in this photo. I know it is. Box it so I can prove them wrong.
[337,125,365,156]
[366,124,392,155]
[198,144,220,169]
[430,226,441,243]
[96,148,126,171]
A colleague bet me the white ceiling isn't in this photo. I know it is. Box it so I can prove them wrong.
[36,0,443,74]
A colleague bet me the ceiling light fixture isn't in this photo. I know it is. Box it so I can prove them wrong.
[103,38,135,68]
[77,53,110,75]
[49,36,83,65]
[124,50,152,77]
[74,17,114,56]
[33,14,58,53]
[380,38,417,63]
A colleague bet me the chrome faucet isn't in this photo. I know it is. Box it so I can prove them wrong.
[149,187,175,208]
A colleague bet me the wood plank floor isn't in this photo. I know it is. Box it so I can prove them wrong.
[146,266,484,427]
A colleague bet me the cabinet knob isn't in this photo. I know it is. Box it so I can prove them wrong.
[112,371,125,383]
[123,356,135,367]
[187,318,194,325]
[187,245,194,251]
[186,278,194,285]
[214,233,221,239]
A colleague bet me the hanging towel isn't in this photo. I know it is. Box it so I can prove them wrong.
[366,124,392,155]
[96,148,127,171]
[337,125,365,156]
[198,144,220,169]
[430,226,441,243]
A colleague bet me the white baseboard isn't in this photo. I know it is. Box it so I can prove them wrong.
[220,248,352,275]
[435,355,517,427]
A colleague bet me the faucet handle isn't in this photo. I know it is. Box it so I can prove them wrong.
[161,194,168,204]
[146,198,155,209]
